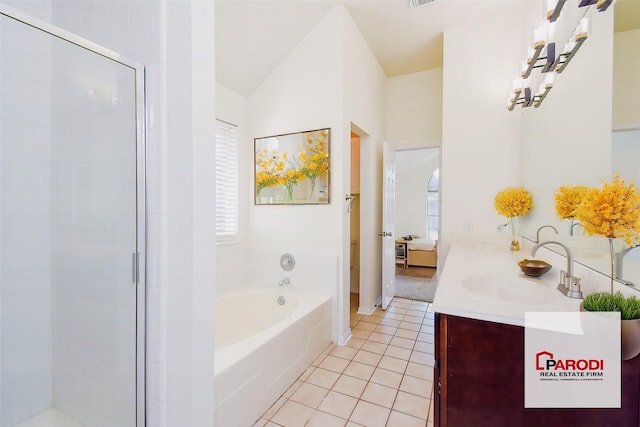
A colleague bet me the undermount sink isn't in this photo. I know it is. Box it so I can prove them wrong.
[461,275,555,304]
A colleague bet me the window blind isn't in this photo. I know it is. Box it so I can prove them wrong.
[215,119,238,241]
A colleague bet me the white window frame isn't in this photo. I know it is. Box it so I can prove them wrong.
[215,119,238,241]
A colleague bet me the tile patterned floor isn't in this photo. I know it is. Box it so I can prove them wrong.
[253,295,436,427]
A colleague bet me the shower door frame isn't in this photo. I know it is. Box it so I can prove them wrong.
[0,5,148,426]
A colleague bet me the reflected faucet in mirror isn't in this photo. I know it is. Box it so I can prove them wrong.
[535,225,558,243]
[616,245,640,286]
[532,241,583,299]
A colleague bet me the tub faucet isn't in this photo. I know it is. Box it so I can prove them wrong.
[616,245,639,285]
[279,277,290,287]
[531,241,582,299]
[535,225,558,243]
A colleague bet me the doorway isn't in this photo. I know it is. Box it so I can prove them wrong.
[393,147,440,302]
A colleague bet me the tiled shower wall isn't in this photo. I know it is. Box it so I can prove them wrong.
[0,10,54,426]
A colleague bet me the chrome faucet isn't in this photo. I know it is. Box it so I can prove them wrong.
[616,245,639,285]
[279,277,291,287]
[535,225,558,243]
[570,221,581,236]
[531,241,582,299]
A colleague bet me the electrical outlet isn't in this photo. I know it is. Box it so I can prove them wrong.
[464,222,473,233]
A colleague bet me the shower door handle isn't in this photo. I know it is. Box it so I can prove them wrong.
[132,252,139,284]
[378,231,392,237]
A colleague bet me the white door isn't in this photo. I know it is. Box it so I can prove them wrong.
[381,141,396,309]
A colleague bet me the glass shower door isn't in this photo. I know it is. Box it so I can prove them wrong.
[0,8,145,427]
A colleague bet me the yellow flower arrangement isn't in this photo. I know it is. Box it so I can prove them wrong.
[554,185,589,235]
[494,187,533,251]
[575,174,640,293]
[554,186,589,220]
[280,168,305,203]
[255,149,283,197]
[494,187,534,218]
[299,130,329,201]
[575,174,640,246]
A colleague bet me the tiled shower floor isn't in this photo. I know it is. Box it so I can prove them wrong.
[253,295,436,427]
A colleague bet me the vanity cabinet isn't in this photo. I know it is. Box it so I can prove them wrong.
[434,313,640,427]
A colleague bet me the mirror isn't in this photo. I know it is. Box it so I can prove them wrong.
[254,128,330,205]
[520,1,640,289]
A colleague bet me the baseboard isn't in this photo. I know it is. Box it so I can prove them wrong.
[337,328,352,346]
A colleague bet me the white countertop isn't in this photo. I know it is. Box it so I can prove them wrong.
[432,237,583,327]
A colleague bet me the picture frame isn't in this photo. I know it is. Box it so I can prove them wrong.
[254,128,330,205]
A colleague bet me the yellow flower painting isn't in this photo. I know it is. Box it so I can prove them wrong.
[254,128,330,204]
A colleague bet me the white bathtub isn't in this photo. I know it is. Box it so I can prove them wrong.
[214,287,332,427]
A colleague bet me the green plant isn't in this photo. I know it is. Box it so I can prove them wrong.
[583,291,640,320]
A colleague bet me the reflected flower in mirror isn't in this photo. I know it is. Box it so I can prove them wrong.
[554,185,589,235]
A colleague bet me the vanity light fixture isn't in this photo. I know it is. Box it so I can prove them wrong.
[521,22,552,78]
[533,73,554,108]
[596,0,613,12]
[507,78,533,111]
[555,16,589,73]
[547,0,567,22]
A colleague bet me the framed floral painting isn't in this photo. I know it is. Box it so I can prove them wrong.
[254,128,330,205]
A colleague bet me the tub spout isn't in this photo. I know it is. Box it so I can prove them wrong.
[279,277,291,287]
[531,241,582,299]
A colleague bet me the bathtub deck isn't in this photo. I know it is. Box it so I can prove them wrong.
[255,296,436,427]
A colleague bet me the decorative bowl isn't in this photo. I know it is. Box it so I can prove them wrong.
[518,259,552,277]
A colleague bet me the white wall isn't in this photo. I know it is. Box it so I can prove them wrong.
[0,4,53,424]
[440,2,524,262]
[343,7,387,324]
[386,69,443,150]
[613,29,640,129]
[395,149,439,239]
[518,5,613,239]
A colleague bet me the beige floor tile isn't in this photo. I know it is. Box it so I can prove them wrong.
[361,382,398,408]
[384,345,412,361]
[349,400,391,427]
[306,367,341,389]
[271,400,316,427]
[405,362,433,381]
[320,355,351,374]
[353,321,377,331]
[306,410,347,427]
[368,332,394,345]
[406,309,426,317]
[345,337,365,350]
[387,306,408,314]
[318,391,358,419]
[353,349,383,367]
[343,361,376,381]
[395,328,419,340]
[346,423,364,427]
[403,315,424,324]
[290,382,329,408]
[393,299,412,306]
[410,350,434,366]
[398,321,422,332]
[252,417,268,427]
[265,422,283,427]
[361,340,388,355]
[386,410,428,427]
[351,328,373,340]
[332,374,367,398]
[378,355,408,374]
[360,315,383,324]
[400,376,433,398]
[412,341,431,354]
[369,367,403,389]
[390,336,415,350]
[408,304,428,312]
[393,391,430,419]
[263,396,286,419]
[417,332,435,343]
[374,324,398,335]
[283,380,303,398]
[383,312,404,321]
[422,317,435,326]
[379,318,402,327]
[324,343,337,354]
[331,345,359,361]
[312,353,327,367]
